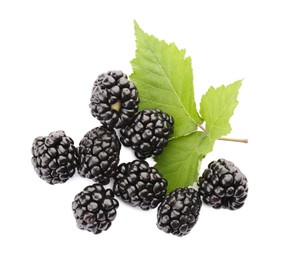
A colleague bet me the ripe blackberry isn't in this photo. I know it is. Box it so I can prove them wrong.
[157,187,202,237]
[90,70,139,129]
[198,159,248,210]
[113,160,167,210]
[72,184,119,234]
[78,126,121,185]
[120,109,174,159]
[31,131,78,184]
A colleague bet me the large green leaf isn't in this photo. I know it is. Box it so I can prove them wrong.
[200,80,242,141]
[130,21,203,138]
[155,132,214,192]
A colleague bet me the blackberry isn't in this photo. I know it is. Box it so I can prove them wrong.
[198,159,248,210]
[90,70,139,129]
[157,187,202,237]
[113,160,167,210]
[78,126,121,185]
[31,131,78,184]
[120,109,174,159]
[72,184,119,234]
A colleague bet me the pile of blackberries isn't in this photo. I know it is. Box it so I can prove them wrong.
[31,70,248,237]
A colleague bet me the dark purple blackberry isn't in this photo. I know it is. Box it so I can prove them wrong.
[90,70,139,129]
[72,184,119,234]
[198,159,248,210]
[78,126,121,185]
[113,160,167,210]
[120,109,174,159]
[31,131,78,184]
[157,187,202,237]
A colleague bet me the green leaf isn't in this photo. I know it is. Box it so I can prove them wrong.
[130,21,243,193]
[200,80,242,141]
[130,21,203,138]
[155,132,214,192]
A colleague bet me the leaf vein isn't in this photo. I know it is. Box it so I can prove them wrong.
[141,36,198,126]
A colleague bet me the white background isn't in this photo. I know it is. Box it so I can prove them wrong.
[1,0,284,259]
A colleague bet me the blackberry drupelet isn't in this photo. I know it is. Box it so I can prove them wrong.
[113,160,167,210]
[198,159,248,210]
[31,131,78,184]
[72,184,119,234]
[78,126,121,185]
[120,109,174,159]
[90,70,139,129]
[157,187,202,237]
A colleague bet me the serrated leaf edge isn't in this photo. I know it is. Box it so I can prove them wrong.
[200,80,242,141]
[132,20,203,130]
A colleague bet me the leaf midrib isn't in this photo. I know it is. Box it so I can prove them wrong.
[206,89,238,135]
[140,35,198,128]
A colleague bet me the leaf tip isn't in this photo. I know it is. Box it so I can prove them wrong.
[133,20,143,35]
[233,79,243,89]
[133,19,138,29]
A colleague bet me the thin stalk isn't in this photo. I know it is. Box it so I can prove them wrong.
[198,125,248,143]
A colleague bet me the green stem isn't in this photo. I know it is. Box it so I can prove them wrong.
[218,137,248,143]
[198,125,248,143]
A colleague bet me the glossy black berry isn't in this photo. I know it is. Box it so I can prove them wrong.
[72,184,119,234]
[157,187,202,237]
[78,126,121,185]
[31,131,78,184]
[113,160,167,210]
[90,70,139,129]
[198,159,248,210]
[120,109,174,159]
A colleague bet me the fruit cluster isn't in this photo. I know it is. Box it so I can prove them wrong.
[31,70,248,237]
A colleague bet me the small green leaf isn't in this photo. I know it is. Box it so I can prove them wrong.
[155,132,214,192]
[200,80,242,141]
[131,21,203,138]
